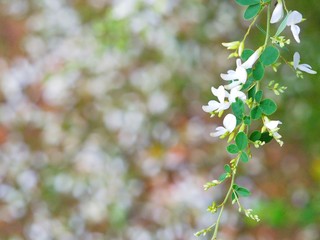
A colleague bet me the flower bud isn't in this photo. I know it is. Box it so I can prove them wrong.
[238,41,244,57]
[222,41,240,50]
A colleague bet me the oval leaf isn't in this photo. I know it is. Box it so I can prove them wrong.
[251,106,262,120]
[242,76,255,91]
[253,61,265,80]
[260,99,277,115]
[260,132,273,143]
[232,191,239,201]
[231,99,245,125]
[224,164,231,173]
[248,85,256,100]
[243,116,251,125]
[219,172,229,181]
[235,0,260,5]
[237,187,251,197]
[240,152,249,163]
[241,49,254,61]
[254,90,263,102]
[244,4,261,20]
[249,130,261,141]
[235,132,248,151]
[227,144,239,154]
[260,46,279,66]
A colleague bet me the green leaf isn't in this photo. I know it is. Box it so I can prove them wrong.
[260,46,279,66]
[251,106,262,120]
[253,61,265,80]
[243,116,251,125]
[232,184,239,190]
[231,98,244,125]
[235,132,248,151]
[275,12,290,37]
[260,132,273,143]
[232,191,239,201]
[227,144,239,154]
[241,49,254,61]
[235,0,260,6]
[241,76,255,91]
[224,164,231,173]
[248,85,256,100]
[244,4,261,20]
[219,173,229,181]
[237,187,251,197]
[249,130,261,141]
[240,152,249,163]
[260,99,277,115]
[254,90,263,102]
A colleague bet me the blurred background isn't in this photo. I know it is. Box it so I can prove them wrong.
[0,0,319,239]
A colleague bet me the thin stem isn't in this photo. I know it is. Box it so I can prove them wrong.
[211,159,239,240]
[263,4,271,49]
[282,0,289,13]
[211,205,224,240]
[242,15,259,43]
[280,55,294,70]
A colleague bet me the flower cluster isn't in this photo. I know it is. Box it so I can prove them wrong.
[203,48,262,137]
[270,1,316,75]
[198,0,317,239]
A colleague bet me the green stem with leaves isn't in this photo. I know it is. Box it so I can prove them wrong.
[211,158,239,240]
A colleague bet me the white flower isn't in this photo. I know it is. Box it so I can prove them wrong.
[202,86,230,113]
[221,59,247,86]
[270,0,284,24]
[241,47,263,69]
[221,47,262,90]
[293,52,317,74]
[264,118,282,132]
[263,117,283,146]
[286,11,303,43]
[211,114,237,137]
[228,85,246,103]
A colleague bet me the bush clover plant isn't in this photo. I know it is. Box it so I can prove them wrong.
[196,0,317,239]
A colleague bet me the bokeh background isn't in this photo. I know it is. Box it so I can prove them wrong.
[0,0,319,239]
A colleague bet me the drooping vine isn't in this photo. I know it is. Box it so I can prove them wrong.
[196,0,316,239]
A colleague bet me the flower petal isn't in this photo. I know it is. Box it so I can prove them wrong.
[223,114,237,132]
[273,132,282,139]
[224,81,241,90]
[293,52,300,69]
[298,64,317,74]
[265,120,282,130]
[236,59,242,67]
[241,47,262,69]
[287,11,303,26]
[216,86,226,103]
[211,126,227,137]
[290,24,301,43]
[211,86,218,96]
[235,65,247,83]
[220,70,238,81]
[218,102,231,111]
[270,1,284,24]
[229,86,246,103]
[224,80,241,90]
[202,100,219,112]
